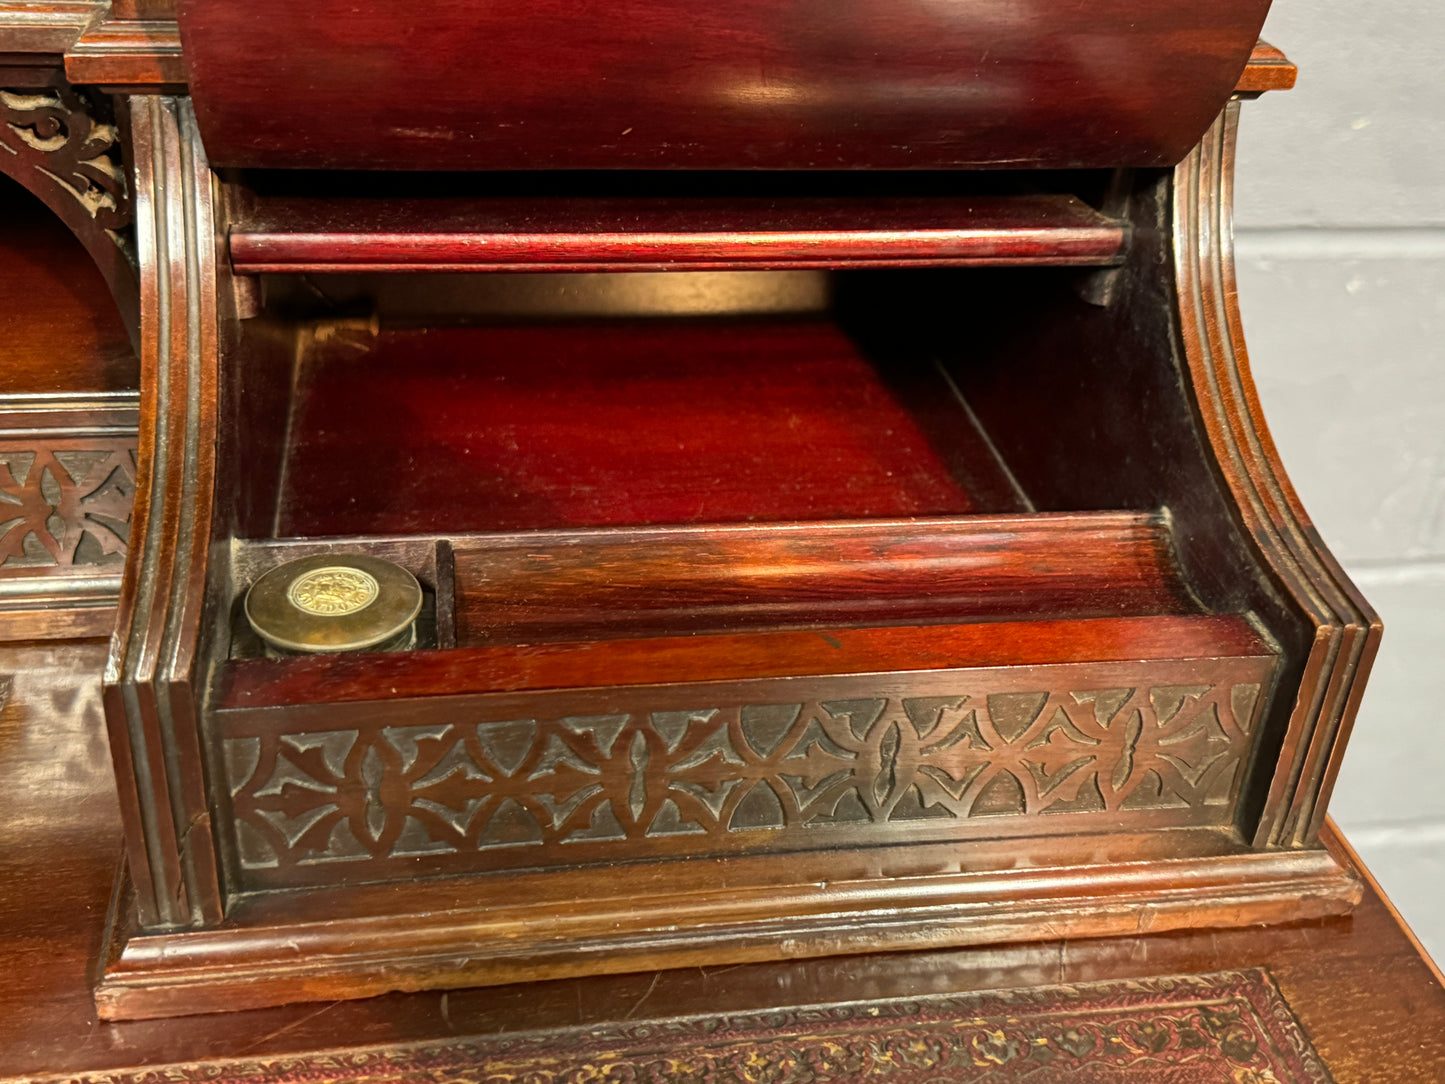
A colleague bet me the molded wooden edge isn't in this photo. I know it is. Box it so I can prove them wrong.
[33,22,1290,96]
[0,391,139,433]
[0,0,100,61]
[103,94,224,928]
[1235,41,1297,94]
[0,561,120,640]
[1172,105,1381,851]
[63,16,184,90]
[95,845,1361,1020]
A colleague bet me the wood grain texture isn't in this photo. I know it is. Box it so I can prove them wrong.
[216,614,1271,711]
[274,321,993,537]
[1236,40,1298,94]
[176,0,1270,171]
[448,513,1192,645]
[102,95,223,930]
[228,196,1127,274]
[63,17,186,90]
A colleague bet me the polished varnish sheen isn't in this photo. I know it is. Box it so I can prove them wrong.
[176,0,1271,170]
[446,513,1192,645]
[276,321,984,537]
[228,195,1128,274]
[44,0,1384,1026]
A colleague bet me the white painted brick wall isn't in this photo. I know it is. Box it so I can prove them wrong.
[1236,0,1445,959]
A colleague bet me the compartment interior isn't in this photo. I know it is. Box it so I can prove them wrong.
[275,313,1004,537]
[221,247,1220,656]
[246,264,1088,541]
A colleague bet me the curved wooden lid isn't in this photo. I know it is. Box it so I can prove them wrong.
[176,0,1273,171]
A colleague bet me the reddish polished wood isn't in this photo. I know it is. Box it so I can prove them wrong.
[229,195,1127,274]
[447,513,1191,645]
[0,176,136,394]
[275,321,991,537]
[217,612,1267,710]
[0,642,1436,1074]
[1237,40,1298,94]
[177,0,1270,171]
[14,12,1296,99]
[63,16,186,89]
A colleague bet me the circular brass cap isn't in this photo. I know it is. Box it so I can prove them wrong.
[244,553,422,654]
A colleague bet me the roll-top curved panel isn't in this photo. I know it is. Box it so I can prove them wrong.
[177,0,1270,171]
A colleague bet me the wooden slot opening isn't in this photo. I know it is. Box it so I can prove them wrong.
[228,170,1128,274]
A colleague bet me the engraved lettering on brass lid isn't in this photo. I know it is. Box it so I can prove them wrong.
[287,566,379,617]
[245,553,422,655]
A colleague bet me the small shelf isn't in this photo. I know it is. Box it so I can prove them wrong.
[229,195,1127,274]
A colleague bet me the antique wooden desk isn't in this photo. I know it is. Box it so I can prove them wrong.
[3,640,1444,1079]
[0,0,1391,1035]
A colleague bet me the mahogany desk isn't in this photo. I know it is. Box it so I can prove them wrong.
[0,0,1423,1069]
[1,639,1442,1082]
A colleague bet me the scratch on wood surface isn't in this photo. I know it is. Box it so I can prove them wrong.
[623,972,661,1020]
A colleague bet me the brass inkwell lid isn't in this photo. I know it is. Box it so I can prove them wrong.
[244,553,422,654]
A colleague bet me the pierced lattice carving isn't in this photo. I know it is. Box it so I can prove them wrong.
[0,443,136,568]
[225,680,1266,882]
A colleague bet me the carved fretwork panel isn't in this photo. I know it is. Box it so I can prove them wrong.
[223,658,1274,888]
[0,84,129,233]
[0,439,136,571]
[0,82,138,341]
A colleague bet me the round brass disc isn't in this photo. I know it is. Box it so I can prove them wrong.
[245,553,422,654]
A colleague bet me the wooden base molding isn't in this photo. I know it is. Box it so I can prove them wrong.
[96,837,1360,1020]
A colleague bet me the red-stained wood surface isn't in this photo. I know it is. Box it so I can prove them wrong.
[0,176,136,393]
[216,613,1268,711]
[1235,40,1298,94]
[274,321,998,537]
[228,196,1127,274]
[448,513,1192,645]
[177,0,1270,171]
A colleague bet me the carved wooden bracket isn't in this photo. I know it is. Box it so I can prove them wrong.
[0,84,129,228]
[0,79,139,342]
